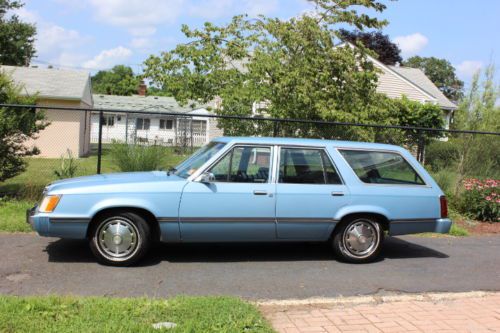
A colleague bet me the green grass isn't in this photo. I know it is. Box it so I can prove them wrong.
[448,222,469,237]
[0,295,274,333]
[0,199,33,232]
[0,149,187,201]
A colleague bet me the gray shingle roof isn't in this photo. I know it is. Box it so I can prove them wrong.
[93,94,211,114]
[389,66,457,110]
[0,65,92,105]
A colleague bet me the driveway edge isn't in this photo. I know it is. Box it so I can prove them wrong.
[256,290,497,307]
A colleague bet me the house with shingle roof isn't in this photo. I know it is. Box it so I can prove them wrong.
[0,65,93,157]
[371,58,457,128]
[92,93,222,146]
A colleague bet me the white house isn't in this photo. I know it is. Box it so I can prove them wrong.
[91,94,223,147]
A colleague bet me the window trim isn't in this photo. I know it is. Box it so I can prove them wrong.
[159,118,174,130]
[336,147,429,187]
[136,117,151,130]
[276,146,344,185]
[198,144,274,184]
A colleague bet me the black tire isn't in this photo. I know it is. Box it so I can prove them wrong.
[332,216,383,263]
[89,211,151,266]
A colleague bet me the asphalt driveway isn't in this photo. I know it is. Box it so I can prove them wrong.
[0,234,499,299]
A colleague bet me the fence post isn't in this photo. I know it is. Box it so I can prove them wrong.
[273,122,279,137]
[97,110,103,174]
[190,116,194,153]
[417,130,425,163]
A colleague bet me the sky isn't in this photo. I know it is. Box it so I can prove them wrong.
[14,0,500,87]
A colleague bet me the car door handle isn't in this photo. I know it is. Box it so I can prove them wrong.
[331,192,344,196]
[253,190,268,196]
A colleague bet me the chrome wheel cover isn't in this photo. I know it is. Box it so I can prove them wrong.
[96,217,140,261]
[342,219,380,259]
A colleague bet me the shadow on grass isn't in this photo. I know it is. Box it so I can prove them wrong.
[44,236,448,267]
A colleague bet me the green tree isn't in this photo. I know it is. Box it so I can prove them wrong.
[0,0,36,66]
[338,29,402,65]
[403,56,464,102]
[144,0,395,141]
[91,65,140,96]
[452,63,500,185]
[0,71,47,181]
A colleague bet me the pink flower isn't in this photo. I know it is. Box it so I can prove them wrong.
[485,196,492,201]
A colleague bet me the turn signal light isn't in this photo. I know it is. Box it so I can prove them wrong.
[39,195,61,213]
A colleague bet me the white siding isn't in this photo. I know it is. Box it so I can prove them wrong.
[375,63,435,103]
[90,112,210,146]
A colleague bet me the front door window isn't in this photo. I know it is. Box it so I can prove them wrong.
[209,146,271,183]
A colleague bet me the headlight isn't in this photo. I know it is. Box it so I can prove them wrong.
[39,195,62,213]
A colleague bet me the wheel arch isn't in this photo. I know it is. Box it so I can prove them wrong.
[86,207,161,242]
[333,212,390,236]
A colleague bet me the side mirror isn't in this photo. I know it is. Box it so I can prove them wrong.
[198,172,215,183]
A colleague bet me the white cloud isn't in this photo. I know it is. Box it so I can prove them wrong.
[393,33,428,58]
[11,8,89,66]
[455,60,483,78]
[130,37,152,49]
[244,0,279,17]
[83,46,133,70]
[36,24,85,56]
[188,0,233,19]
[89,0,185,36]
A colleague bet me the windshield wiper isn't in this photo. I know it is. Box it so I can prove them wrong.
[167,167,177,176]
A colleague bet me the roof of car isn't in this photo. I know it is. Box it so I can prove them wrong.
[214,137,404,151]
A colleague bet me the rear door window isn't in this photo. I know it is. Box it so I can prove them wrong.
[279,148,342,184]
[339,150,425,185]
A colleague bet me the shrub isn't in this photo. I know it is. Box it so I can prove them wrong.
[110,142,166,172]
[0,71,47,182]
[425,140,460,172]
[459,178,499,222]
[54,150,78,179]
[430,169,457,198]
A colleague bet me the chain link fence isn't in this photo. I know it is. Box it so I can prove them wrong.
[1,103,499,202]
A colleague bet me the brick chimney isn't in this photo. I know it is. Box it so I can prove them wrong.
[138,80,147,96]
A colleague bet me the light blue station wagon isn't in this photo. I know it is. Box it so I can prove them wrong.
[28,137,452,266]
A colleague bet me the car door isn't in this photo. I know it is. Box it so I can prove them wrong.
[179,145,276,241]
[275,146,350,240]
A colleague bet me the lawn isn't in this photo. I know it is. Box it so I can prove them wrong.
[0,199,33,232]
[0,149,188,201]
[0,295,274,333]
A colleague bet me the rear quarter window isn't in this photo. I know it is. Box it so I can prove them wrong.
[339,149,425,185]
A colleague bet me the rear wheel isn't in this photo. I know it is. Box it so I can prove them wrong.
[332,216,383,263]
[89,211,151,266]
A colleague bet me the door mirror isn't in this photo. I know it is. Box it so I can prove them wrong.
[198,172,215,183]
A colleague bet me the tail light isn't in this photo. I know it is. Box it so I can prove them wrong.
[440,195,448,218]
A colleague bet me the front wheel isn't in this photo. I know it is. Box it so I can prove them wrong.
[89,211,151,266]
[332,216,383,263]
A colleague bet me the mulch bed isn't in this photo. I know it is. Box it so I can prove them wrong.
[456,219,500,235]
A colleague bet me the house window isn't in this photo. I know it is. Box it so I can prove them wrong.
[101,115,115,127]
[159,119,173,130]
[136,118,150,130]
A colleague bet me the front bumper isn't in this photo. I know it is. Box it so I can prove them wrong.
[26,205,88,239]
[389,218,453,236]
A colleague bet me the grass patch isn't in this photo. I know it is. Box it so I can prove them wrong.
[448,222,469,237]
[0,149,188,201]
[0,295,274,333]
[0,199,33,232]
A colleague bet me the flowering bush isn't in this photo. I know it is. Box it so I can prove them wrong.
[460,178,499,222]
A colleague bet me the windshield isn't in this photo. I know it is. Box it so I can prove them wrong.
[174,141,227,178]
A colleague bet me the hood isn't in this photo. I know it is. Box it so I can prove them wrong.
[46,171,184,194]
